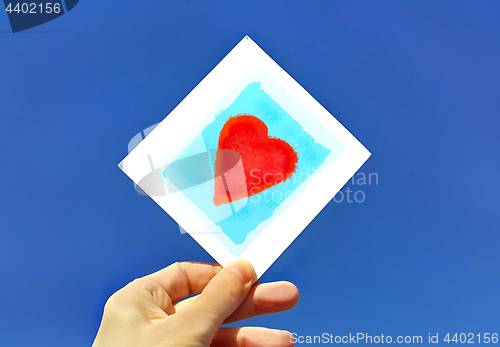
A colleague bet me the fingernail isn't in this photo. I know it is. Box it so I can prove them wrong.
[225,259,255,284]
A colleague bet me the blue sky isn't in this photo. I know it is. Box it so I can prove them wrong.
[0,1,499,345]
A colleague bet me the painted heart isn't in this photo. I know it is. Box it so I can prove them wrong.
[213,114,298,206]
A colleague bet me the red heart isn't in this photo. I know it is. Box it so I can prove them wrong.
[213,115,298,206]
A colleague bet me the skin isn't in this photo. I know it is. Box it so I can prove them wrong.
[92,260,299,347]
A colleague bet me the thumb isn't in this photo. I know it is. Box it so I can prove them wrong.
[175,260,255,336]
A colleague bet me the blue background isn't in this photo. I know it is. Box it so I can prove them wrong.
[0,1,499,346]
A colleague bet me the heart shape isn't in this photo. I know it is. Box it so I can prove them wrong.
[213,115,298,206]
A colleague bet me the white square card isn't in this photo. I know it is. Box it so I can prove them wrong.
[119,36,371,278]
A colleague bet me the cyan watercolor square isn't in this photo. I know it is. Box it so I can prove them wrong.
[164,82,345,254]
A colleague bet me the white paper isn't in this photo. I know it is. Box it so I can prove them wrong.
[118,36,371,279]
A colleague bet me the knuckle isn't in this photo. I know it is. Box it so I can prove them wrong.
[103,291,121,311]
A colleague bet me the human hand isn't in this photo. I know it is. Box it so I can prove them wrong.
[92,260,299,347]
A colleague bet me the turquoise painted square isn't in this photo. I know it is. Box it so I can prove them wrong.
[164,82,344,251]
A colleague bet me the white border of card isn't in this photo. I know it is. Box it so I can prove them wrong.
[119,36,371,279]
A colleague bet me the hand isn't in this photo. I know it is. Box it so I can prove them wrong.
[92,260,299,347]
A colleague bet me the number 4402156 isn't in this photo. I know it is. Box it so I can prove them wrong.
[444,333,498,344]
[5,3,61,14]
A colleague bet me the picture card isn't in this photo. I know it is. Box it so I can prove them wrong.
[118,36,371,278]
